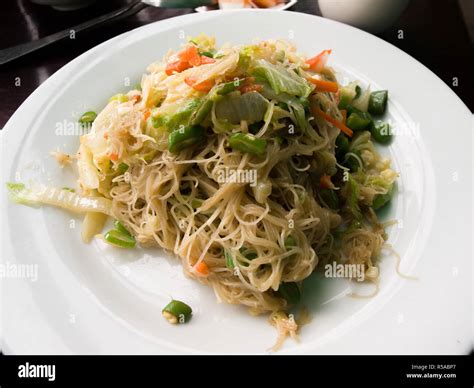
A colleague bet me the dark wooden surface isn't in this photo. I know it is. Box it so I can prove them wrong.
[0,0,472,129]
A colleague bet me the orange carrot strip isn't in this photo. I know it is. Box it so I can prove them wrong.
[308,77,339,93]
[185,76,215,93]
[306,49,332,72]
[143,109,151,121]
[341,109,347,124]
[179,45,201,67]
[109,152,119,162]
[165,60,191,76]
[194,261,209,276]
[312,106,353,137]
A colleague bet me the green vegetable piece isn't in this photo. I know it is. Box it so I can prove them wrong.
[278,282,301,305]
[200,50,215,58]
[117,163,129,174]
[373,184,394,210]
[284,235,296,249]
[168,125,205,154]
[104,229,136,248]
[320,188,339,209]
[344,151,362,172]
[346,175,362,221]
[248,121,263,134]
[355,85,362,99]
[370,120,392,144]
[162,300,192,324]
[217,78,244,95]
[109,93,129,103]
[228,133,267,155]
[78,111,97,126]
[253,59,311,97]
[114,220,131,236]
[190,99,213,126]
[225,250,235,269]
[61,187,76,193]
[335,134,350,158]
[338,84,358,109]
[215,91,268,125]
[154,99,201,131]
[368,90,388,115]
[346,111,372,131]
[236,51,251,73]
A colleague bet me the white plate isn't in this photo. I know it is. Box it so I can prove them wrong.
[1,10,472,355]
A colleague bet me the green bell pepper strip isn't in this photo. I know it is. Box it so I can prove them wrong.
[228,133,267,155]
[168,125,205,154]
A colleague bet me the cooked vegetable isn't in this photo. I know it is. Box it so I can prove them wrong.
[319,188,339,209]
[103,229,136,248]
[225,250,235,269]
[81,212,107,243]
[351,87,371,112]
[308,77,339,93]
[162,300,192,324]
[338,83,358,109]
[306,49,332,72]
[278,282,301,305]
[215,91,268,124]
[78,111,97,126]
[254,59,312,97]
[371,121,392,144]
[194,261,209,275]
[153,99,201,132]
[109,93,128,103]
[228,133,267,155]
[368,90,388,115]
[190,98,213,125]
[185,76,215,92]
[168,125,205,153]
[335,134,350,158]
[217,78,244,95]
[346,111,372,131]
[117,163,129,174]
[373,183,395,210]
[284,235,296,249]
[346,175,362,221]
[311,106,353,137]
[114,220,131,236]
[6,183,112,215]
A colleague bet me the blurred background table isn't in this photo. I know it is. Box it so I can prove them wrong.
[0,0,472,128]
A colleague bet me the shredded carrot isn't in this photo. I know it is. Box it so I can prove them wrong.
[109,152,119,162]
[320,174,333,189]
[312,106,353,137]
[103,132,108,140]
[165,60,191,76]
[185,77,215,93]
[194,261,209,276]
[341,109,347,124]
[130,94,141,104]
[306,49,332,72]
[308,77,339,93]
[143,109,151,121]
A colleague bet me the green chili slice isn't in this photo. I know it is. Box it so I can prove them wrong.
[162,300,192,324]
